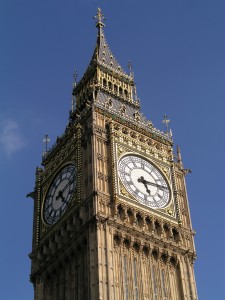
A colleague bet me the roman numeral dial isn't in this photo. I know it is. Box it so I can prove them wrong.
[43,164,76,225]
[118,155,170,209]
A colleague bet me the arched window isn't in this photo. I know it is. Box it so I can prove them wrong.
[161,269,167,299]
[108,81,112,90]
[124,89,128,97]
[103,78,107,87]
[151,266,158,300]
[114,84,118,93]
[185,262,192,300]
[117,205,124,220]
[133,258,139,300]
[155,221,161,236]
[172,228,180,242]
[124,256,129,300]
[119,87,123,95]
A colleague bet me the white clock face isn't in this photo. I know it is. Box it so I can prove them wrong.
[118,155,170,209]
[43,164,76,225]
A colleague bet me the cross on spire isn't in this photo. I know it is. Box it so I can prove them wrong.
[43,134,50,152]
[94,8,106,28]
[42,134,50,159]
[163,114,170,133]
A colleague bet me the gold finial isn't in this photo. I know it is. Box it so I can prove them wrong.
[162,114,170,133]
[94,8,106,28]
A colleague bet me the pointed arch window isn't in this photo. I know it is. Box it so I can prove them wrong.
[123,256,129,300]
[151,266,158,300]
[133,258,139,300]
[161,269,167,300]
[184,262,192,300]
[114,84,118,93]
[103,78,107,87]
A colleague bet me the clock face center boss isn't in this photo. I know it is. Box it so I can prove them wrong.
[43,164,76,225]
[118,155,170,209]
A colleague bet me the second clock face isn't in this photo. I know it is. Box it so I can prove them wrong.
[118,155,170,209]
[43,164,76,225]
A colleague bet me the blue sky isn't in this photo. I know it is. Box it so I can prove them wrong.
[1,0,225,299]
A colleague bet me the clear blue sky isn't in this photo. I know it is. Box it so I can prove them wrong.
[1,0,225,299]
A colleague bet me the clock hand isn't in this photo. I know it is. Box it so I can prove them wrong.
[55,177,74,202]
[137,176,151,195]
[137,176,160,209]
[56,190,65,202]
[143,182,151,195]
[144,180,168,190]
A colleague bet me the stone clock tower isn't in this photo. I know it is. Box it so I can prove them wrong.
[29,9,198,300]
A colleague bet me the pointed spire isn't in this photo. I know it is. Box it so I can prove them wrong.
[92,8,127,77]
[74,8,135,106]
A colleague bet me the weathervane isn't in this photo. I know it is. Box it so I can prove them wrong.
[162,114,170,133]
[94,8,106,28]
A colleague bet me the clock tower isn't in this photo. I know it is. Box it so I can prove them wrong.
[29,9,198,300]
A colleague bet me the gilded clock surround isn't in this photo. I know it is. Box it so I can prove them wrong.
[28,9,198,300]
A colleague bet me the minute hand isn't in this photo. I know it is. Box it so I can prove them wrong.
[145,180,168,190]
[60,176,75,194]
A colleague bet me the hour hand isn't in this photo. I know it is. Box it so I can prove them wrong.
[137,176,151,195]
[137,176,145,184]
[56,190,65,202]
